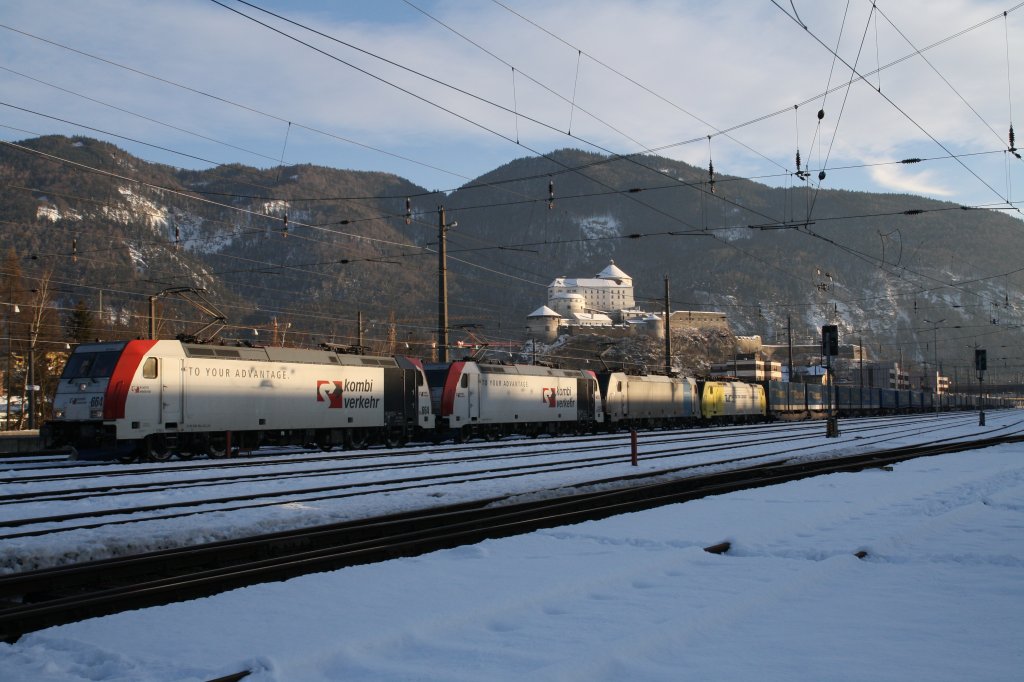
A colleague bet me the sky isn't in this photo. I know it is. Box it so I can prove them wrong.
[0,0,1022,210]
[0,413,1021,680]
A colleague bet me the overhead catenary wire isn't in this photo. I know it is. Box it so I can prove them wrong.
[208,0,780,232]
[0,22,472,185]
[771,0,1017,211]
[807,0,874,219]
[0,64,282,165]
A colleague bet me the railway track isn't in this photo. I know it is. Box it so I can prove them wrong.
[0,412,956,476]
[0,414,987,542]
[2,429,1020,642]
[0,415,919,497]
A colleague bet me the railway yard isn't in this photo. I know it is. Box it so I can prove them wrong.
[0,408,1021,682]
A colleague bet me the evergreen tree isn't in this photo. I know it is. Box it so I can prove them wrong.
[65,299,96,344]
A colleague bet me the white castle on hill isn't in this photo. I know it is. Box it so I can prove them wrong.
[526,260,729,342]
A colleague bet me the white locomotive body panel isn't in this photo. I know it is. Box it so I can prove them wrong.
[600,373,699,423]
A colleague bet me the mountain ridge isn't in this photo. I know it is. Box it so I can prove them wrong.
[1,135,1020,378]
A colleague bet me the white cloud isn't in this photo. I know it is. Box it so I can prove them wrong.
[869,162,955,197]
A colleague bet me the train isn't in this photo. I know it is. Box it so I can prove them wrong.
[41,339,1010,462]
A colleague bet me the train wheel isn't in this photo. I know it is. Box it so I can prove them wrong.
[117,450,139,464]
[345,429,369,450]
[206,435,229,459]
[455,425,472,444]
[384,427,406,448]
[316,431,334,452]
[176,451,196,460]
[144,435,173,462]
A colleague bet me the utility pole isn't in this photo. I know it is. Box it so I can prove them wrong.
[923,319,945,412]
[663,275,672,375]
[787,315,794,382]
[4,286,14,431]
[437,207,456,363]
[27,323,35,430]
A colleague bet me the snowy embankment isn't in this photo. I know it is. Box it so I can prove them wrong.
[1,427,1022,681]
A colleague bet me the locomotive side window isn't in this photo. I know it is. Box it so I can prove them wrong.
[461,374,468,388]
[142,357,158,379]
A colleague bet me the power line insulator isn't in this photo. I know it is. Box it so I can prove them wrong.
[281,213,288,238]
[708,160,716,194]
[548,179,555,209]
[405,198,412,224]
[795,149,810,180]
[72,238,78,264]
[818,170,826,181]
[817,109,825,120]
[1010,125,1020,158]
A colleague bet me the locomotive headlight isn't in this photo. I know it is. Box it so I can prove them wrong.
[54,408,64,419]
[79,382,89,391]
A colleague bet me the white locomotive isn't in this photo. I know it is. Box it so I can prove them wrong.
[44,340,433,461]
[423,361,601,442]
[599,373,701,427]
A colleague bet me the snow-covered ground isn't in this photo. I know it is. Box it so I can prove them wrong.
[1,414,1022,681]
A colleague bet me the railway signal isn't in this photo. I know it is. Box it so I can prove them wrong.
[822,325,839,437]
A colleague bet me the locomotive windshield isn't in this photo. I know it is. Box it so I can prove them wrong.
[60,351,122,381]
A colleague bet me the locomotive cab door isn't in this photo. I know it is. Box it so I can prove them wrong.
[463,371,479,422]
[160,357,182,427]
